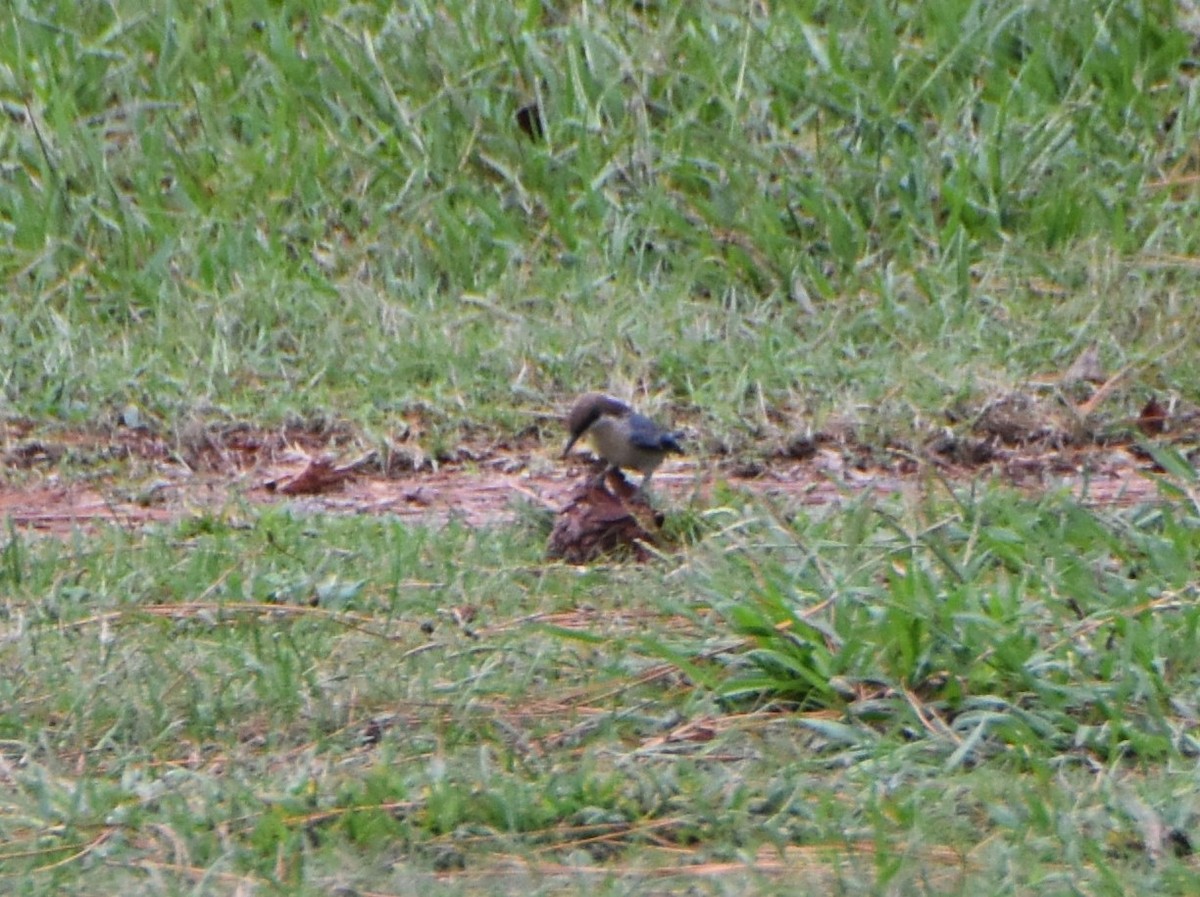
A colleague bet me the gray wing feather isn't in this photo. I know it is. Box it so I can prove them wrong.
[628,414,683,452]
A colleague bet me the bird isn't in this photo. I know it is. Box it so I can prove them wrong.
[562,393,684,490]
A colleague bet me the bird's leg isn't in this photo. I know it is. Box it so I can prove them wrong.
[590,463,616,487]
[638,470,653,493]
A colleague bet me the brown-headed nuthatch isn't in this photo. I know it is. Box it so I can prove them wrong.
[562,393,684,490]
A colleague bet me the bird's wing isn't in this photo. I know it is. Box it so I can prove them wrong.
[627,414,681,451]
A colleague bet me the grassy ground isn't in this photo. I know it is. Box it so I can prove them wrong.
[4,0,1200,893]
[4,478,1200,894]
[2,0,1198,448]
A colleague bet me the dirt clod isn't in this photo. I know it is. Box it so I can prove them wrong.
[973,392,1068,446]
[780,433,818,461]
[547,474,666,563]
[927,433,996,465]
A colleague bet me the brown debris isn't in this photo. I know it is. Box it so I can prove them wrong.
[1137,396,1168,437]
[547,474,665,564]
[926,433,996,465]
[515,102,545,141]
[1,415,1192,539]
[780,433,818,461]
[268,456,353,495]
[3,440,65,467]
[973,392,1068,446]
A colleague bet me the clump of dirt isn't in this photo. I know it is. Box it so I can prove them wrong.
[547,473,668,563]
[972,392,1074,446]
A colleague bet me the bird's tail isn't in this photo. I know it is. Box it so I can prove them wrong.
[661,432,685,454]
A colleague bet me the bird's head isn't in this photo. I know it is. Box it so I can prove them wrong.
[561,393,632,457]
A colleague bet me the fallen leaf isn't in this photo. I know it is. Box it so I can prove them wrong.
[515,102,544,141]
[277,457,352,495]
[1137,396,1167,436]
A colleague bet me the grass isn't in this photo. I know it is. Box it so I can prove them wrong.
[4,0,1200,893]
[3,478,1200,894]
[2,0,1198,449]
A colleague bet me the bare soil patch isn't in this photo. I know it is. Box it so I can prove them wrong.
[0,416,1178,536]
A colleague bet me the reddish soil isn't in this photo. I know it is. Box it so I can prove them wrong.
[0,420,1172,536]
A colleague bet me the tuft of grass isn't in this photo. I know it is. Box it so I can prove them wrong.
[694,478,1200,764]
